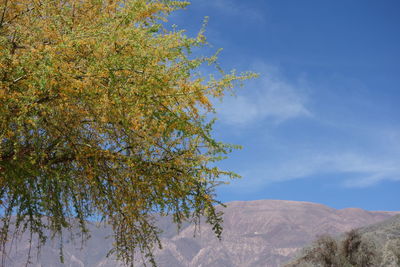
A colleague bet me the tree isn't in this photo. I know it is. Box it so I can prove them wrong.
[287,230,380,267]
[0,0,255,265]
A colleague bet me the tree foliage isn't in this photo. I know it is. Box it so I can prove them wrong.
[0,0,254,265]
[287,230,380,267]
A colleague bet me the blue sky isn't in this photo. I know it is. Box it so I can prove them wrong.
[170,0,400,211]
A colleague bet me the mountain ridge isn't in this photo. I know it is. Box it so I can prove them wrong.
[2,199,398,267]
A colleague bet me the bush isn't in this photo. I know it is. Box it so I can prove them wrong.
[287,229,380,267]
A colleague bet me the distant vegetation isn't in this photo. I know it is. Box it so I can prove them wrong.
[286,227,400,267]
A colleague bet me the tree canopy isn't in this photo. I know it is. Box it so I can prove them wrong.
[0,0,254,265]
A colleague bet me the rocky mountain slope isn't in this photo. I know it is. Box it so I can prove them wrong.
[2,200,398,266]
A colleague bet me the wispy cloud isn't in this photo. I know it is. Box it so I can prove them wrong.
[215,61,400,190]
[231,151,400,192]
[215,64,311,125]
[278,153,400,187]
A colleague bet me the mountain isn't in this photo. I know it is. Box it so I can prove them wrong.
[2,199,398,267]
